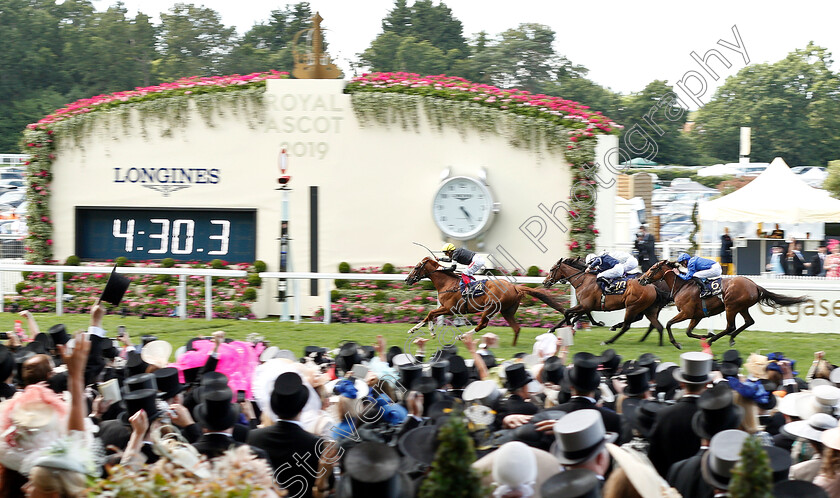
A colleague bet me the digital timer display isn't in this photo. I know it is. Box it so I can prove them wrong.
[76,207,257,262]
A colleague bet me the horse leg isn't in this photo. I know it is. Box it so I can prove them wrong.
[727,309,755,347]
[408,307,448,335]
[500,306,522,347]
[642,307,666,347]
[683,318,705,342]
[665,312,692,350]
[602,308,637,345]
[586,312,605,327]
[550,305,586,332]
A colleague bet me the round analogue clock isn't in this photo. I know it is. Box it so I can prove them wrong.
[432,176,497,240]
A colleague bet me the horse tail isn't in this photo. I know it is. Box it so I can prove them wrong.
[756,285,809,308]
[519,286,566,312]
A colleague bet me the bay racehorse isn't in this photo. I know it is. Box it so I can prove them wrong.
[639,260,808,348]
[404,257,566,346]
[542,257,672,346]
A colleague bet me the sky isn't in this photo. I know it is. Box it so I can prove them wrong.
[91,0,840,100]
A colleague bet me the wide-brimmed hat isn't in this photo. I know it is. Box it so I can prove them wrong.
[154,367,185,400]
[606,443,678,498]
[540,469,600,498]
[773,480,829,498]
[673,352,712,384]
[744,353,770,379]
[493,441,537,490]
[797,385,840,419]
[195,385,239,431]
[691,383,744,440]
[398,425,438,465]
[623,367,650,397]
[337,442,414,498]
[569,353,601,392]
[141,340,172,369]
[823,426,840,451]
[701,429,749,490]
[779,392,805,418]
[462,380,501,407]
[782,412,838,442]
[552,409,617,465]
[119,388,161,424]
[101,266,131,306]
[505,363,533,391]
[270,372,309,420]
[830,367,840,386]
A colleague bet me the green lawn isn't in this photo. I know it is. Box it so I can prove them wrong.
[9,312,837,366]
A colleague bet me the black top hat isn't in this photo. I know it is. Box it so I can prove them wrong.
[182,366,202,385]
[398,425,439,465]
[125,351,148,377]
[763,445,791,483]
[599,349,621,373]
[477,349,497,369]
[505,363,533,391]
[337,442,414,498]
[386,346,402,366]
[193,371,229,403]
[720,362,740,378]
[0,347,14,381]
[448,355,469,389]
[541,469,601,498]
[101,266,131,306]
[336,342,361,373]
[569,353,601,392]
[692,383,744,440]
[48,324,70,346]
[271,372,309,420]
[120,388,162,424]
[195,385,239,431]
[655,366,678,398]
[623,367,650,397]
[628,399,664,438]
[722,349,742,367]
[304,345,328,364]
[154,367,185,400]
[32,333,54,353]
[124,373,157,394]
[773,479,829,498]
[542,356,565,385]
[359,345,375,362]
[440,344,458,358]
[637,353,659,372]
[430,360,452,389]
[399,364,422,391]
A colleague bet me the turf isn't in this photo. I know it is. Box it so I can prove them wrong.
[9,312,837,366]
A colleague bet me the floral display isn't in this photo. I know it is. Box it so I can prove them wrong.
[345,72,619,257]
[11,259,261,319]
[313,265,570,327]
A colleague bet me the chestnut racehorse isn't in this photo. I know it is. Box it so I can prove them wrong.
[404,257,566,346]
[542,257,672,346]
[639,260,809,348]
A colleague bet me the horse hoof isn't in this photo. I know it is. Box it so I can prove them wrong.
[671,342,682,350]
[594,321,605,327]
[600,340,611,346]
[729,339,736,347]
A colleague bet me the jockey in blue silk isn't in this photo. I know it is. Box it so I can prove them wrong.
[604,250,639,274]
[675,253,722,281]
[585,253,624,284]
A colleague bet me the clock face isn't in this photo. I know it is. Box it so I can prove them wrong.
[432,176,495,240]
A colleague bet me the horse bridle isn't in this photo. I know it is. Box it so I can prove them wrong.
[545,261,587,286]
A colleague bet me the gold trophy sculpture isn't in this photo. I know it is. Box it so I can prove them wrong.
[292,13,342,79]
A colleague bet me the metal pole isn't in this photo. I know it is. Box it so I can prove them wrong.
[56,273,63,316]
[0,270,5,313]
[324,279,332,324]
[281,189,290,322]
[179,274,187,320]
[204,275,212,321]
[293,279,301,324]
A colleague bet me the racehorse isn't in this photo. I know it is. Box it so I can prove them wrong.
[404,257,566,346]
[639,260,809,348]
[542,257,672,346]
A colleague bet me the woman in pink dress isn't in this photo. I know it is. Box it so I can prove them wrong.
[825,239,840,278]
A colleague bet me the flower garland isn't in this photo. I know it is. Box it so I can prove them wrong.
[345,72,620,257]
[21,71,289,264]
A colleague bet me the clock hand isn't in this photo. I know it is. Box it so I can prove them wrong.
[460,206,472,221]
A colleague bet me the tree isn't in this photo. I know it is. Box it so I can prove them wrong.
[156,3,236,80]
[233,2,319,75]
[729,435,773,498]
[418,415,488,498]
[825,160,840,199]
[694,43,840,166]
[358,31,404,72]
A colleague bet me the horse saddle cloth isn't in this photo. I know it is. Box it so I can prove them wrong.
[698,277,723,299]
[459,279,487,297]
[598,276,631,295]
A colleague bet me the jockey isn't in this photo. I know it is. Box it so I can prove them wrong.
[441,243,485,287]
[586,253,624,285]
[604,250,639,275]
[675,253,722,283]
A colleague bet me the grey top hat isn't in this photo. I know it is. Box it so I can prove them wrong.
[673,352,712,384]
[552,409,617,465]
[463,380,501,406]
[701,429,749,490]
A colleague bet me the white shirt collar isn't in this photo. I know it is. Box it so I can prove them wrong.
[279,419,306,429]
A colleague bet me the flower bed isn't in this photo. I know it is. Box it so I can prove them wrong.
[10,259,262,319]
[312,265,571,327]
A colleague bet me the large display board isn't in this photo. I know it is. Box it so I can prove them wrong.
[75,207,257,262]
